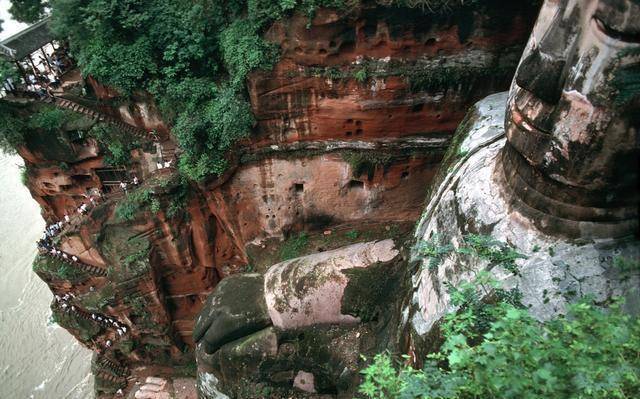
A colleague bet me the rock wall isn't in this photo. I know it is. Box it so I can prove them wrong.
[249,2,539,146]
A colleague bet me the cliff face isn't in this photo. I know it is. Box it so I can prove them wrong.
[249,4,534,145]
[16,2,539,396]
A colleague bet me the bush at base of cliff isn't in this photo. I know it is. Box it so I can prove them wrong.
[359,277,640,398]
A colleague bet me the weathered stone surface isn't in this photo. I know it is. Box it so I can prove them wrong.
[264,239,399,329]
[144,377,166,388]
[193,274,271,355]
[197,371,229,399]
[197,326,278,382]
[409,92,640,342]
[294,371,317,393]
[173,378,198,399]
[502,0,639,238]
[250,3,539,146]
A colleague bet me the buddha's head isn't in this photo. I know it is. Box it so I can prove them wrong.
[502,0,639,238]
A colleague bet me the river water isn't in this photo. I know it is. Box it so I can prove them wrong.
[0,153,93,398]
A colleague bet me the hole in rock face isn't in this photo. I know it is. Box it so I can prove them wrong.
[355,120,362,127]
[401,171,409,179]
[294,183,304,193]
[346,131,353,137]
[348,180,364,189]
[318,48,327,55]
[411,103,424,112]
[346,119,353,124]
[425,38,436,46]
[355,129,363,136]
[362,20,377,37]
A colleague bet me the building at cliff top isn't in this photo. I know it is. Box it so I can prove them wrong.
[0,17,52,60]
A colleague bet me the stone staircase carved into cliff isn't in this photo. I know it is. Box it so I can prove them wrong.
[43,250,108,277]
[95,355,129,377]
[160,141,178,162]
[4,90,158,142]
[61,301,130,337]
[45,95,159,142]
[94,370,128,387]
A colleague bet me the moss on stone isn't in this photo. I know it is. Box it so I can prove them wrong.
[304,55,518,94]
[53,306,102,343]
[32,254,89,283]
[80,283,116,312]
[341,259,402,322]
[421,106,479,206]
[341,151,394,180]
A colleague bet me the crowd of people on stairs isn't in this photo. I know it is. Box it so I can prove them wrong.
[53,294,130,350]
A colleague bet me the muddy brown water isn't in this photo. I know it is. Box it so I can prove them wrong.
[0,153,93,398]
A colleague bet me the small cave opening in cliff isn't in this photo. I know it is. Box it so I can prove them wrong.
[304,214,334,231]
[294,183,304,193]
[425,37,437,46]
[348,180,365,190]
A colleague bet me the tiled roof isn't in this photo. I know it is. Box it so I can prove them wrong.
[0,18,54,61]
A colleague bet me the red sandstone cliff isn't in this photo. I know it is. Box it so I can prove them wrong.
[16,3,538,395]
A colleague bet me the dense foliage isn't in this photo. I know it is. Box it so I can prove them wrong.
[359,272,640,398]
[8,0,48,23]
[0,102,78,153]
[88,122,140,166]
[115,187,158,221]
[47,0,345,180]
[417,234,526,274]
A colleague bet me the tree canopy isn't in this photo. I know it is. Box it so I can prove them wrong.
[9,0,48,24]
[46,0,344,180]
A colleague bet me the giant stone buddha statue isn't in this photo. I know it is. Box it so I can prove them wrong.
[195,1,639,396]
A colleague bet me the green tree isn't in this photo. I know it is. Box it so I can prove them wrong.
[9,0,48,23]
